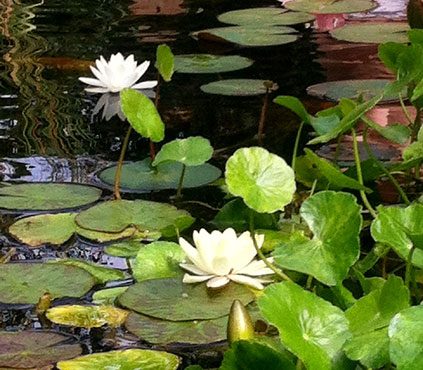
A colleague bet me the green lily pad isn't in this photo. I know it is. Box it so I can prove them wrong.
[218,8,315,26]
[132,241,185,282]
[98,159,221,192]
[0,263,95,304]
[75,199,194,237]
[153,137,213,167]
[284,0,377,14]
[157,44,174,82]
[8,213,136,247]
[0,331,82,368]
[344,276,409,368]
[92,286,129,305]
[201,79,276,96]
[225,147,296,213]
[46,305,129,328]
[389,306,423,370]
[57,349,179,370]
[258,282,351,370]
[193,26,297,47]
[174,54,254,73]
[118,278,254,321]
[104,240,145,257]
[47,259,125,284]
[330,23,410,44]
[0,183,101,211]
[273,191,362,286]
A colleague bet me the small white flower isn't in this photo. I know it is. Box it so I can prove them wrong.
[79,53,158,93]
[179,228,274,290]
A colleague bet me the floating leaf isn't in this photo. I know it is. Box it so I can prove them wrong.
[46,305,129,328]
[330,23,409,44]
[284,0,377,14]
[218,8,314,26]
[118,278,254,321]
[174,54,254,73]
[0,183,101,211]
[273,191,362,285]
[153,137,213,167]
[201,79,276,96]
[259,282,351,370]
[47,259,125,284]
[0,331,82,368]
[92,287,129,305]
[132,241,185,282]
[389,306,423,370]
[225,147,296,213]
[98,159,221,192]
[75,200,194,237]
[156,44,174,82]
[344,276,409,368]
[104,240,145,257]
[193,26,297,47]
[57,349,179,370]
[120,89,164,142]
[0,263,95,304]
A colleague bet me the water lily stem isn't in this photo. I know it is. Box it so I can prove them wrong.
[292,120,304,172]
[405,245,416,294]
[399,93,414,125]
[249,210,292,282]
[352,128,377,218]
[412,106,422,142]
[176,164,186,202]
[257,88,269,146]
[114,125,132,200]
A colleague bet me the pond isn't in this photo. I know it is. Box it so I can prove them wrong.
[0,0,419,369]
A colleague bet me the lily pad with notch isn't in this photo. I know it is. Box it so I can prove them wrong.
[173,54,254,73]
[284,0,377,14]
[0,183,102,211]
[201,79,278,96]
[0,331,82,369]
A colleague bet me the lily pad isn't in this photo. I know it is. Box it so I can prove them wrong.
[284,0,377,14]
[104,240,145,257]
[92,287,129,305]
[193,26,297,47]
[0,263,95,304]
[132,241,185,282]
[75,199,194,237]
[273,191,362,286]
[46,305,129,328]
[225,147,296,213]
[174,54,254,73]
[0,331,82,368]
[118,278,254,321]
[57,349,179,370]
[201,79,276,96]
[258,282,351,370]
[98,159,221,192]
[330,23,410,44]
[8,213,135,247]
[0,183,101,211]
[218,8,315,26]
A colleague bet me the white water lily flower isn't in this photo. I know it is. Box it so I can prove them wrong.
[179,228,274,290]
[79,53,158,93]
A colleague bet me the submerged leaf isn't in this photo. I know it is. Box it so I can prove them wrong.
[174,54,254,73]
[201,79,276,96]
[284,0,376,14]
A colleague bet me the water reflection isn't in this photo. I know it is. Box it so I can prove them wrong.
[129,0,186,15]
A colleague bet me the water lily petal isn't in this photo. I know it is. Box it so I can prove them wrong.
[207,276,230,289]
[229,274,264,290]
[193,229,215,273]
[237,258,274,275]
[79,77,106,87]
[211,256,232,275]
[84,87,111,93]
[135,60,150,80]
[179,263,210,276]
[179,237,210,272]
[132,80,158,89]
[230,231,259,271]
[183,273,213,284]
[89,65,109,86]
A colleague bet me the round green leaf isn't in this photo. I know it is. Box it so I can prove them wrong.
[92,286,129,305]
[174,54,254,73]
[273,191,362,286]
[132,241,185,282]
[193,26,297,47]
[389,306,423,370]
[156,44,174,82]
[46,305,129,328]
[218,8,315,26]
[98,159,221,192]
[153,137,213,167]
[0,331,82,368]
[57,349,179,370]
[258,282,351,370]
[330,23,410,44]
[104,240,145,257]
[118,278,254,321]
[0,263,96,304]
[75,199,194,237]
[225,147,296,213]
[201,79,276,96]
[120,89,164,142]
[0,183,101,211]
[284,0,377,14]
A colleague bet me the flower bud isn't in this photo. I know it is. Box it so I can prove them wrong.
[227,299,254,345]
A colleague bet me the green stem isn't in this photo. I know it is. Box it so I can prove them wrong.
[405,245,416,290]
[352,129,377,218]
[412,107,422,142]
[356,243,391,274]
[310,179,318,197]
[399,93,414,125]
[114,125,132,200]
[176,164,186,202]
[292,120,304,172]
[257,88,269,146]
[333,134,343,165]
[249,210,292,282]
